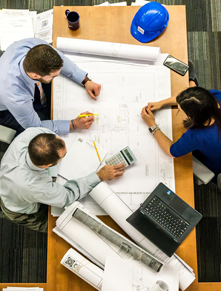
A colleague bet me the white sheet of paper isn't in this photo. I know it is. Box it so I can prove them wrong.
[34,9,53,43]
[58,135,108,180]
[102,257,179,291]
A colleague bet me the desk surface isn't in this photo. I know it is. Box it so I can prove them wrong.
[0,5,217,291]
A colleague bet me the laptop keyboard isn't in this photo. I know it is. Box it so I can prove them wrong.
[142,196,190,239]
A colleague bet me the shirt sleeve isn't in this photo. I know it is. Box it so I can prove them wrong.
[5,94,70,135]
[170,130,201,157]
[57,51,87,84]
[34,172,101,208]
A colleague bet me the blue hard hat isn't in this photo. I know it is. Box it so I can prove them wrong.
[131,2,169,43]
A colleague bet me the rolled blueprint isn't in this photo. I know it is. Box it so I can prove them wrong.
[61,248,104,291]
[89,182,196,291]
[57,37,161,63]
[55,202,162,272]
[73,208,162,272]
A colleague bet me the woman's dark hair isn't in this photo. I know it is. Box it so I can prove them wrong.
[176,87,221,130]
[23,44,63,76]
[28,133,65,166]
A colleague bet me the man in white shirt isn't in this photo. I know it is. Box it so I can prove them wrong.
[0,127,125,232]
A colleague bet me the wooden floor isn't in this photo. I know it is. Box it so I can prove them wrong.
[0,0,221,283]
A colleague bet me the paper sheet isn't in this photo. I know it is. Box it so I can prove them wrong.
[102,257,179,291]
[61,248,104,291]
[58,135,107,180]
[34,9,53,43]
[53,37,174,213]
[89,182,196,290]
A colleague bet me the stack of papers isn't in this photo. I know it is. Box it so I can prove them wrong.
[0,8,53,51]
[3,288,43,291]
[94,2,127,6]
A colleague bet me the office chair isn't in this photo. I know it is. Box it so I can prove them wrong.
[192,156,221,189]
[0,125,16,144]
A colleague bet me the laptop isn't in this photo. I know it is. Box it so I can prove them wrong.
[126,183,202,257]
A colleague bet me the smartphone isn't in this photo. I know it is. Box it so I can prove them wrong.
[163,55,189,76]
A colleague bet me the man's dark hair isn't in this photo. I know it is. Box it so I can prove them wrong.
[28,133,65,166]
[23,44,63,76]
[176,86,221,130]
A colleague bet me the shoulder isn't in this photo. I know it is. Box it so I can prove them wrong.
[209,89,221,101]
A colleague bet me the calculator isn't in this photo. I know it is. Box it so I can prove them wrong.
[105,146,137,167]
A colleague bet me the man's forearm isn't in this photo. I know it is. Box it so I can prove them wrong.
[158,95,177,108]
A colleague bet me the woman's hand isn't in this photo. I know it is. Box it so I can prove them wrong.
[147,101,163,112]
[141,106,156,127]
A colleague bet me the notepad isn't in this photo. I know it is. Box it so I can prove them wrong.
[58,136,108,181]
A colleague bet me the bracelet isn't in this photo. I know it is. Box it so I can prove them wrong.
[152,126,160,135]
[82,75,92,87]
[71,119,75,130]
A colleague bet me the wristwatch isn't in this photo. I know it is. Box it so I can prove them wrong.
[149,124,160,135]
[82,75,92,87]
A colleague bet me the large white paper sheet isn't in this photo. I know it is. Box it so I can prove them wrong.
[53,37,174,212]
[102,257,179,291]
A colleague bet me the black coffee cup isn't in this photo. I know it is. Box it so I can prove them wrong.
[65,9,80,30]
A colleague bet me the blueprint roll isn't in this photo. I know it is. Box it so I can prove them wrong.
[89,182,158,254]
[61,248,104,291]
[57,37,161,63]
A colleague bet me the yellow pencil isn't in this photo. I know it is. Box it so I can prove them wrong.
[93,140,101,162]
[78,114,99,118]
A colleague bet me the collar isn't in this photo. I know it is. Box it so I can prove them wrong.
[26,152,45,172]
[19,57,37,87]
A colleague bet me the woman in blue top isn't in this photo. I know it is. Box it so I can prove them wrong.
[141,86,221,183]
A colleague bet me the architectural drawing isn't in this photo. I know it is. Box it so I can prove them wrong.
[53,38,174,212]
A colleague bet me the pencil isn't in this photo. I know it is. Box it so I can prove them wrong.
[78,114,99,118]
[93,140,101,162]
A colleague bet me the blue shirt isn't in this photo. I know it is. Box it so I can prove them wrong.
[0,127,101,214]
[170,90,221,176]
[0,38,87,135]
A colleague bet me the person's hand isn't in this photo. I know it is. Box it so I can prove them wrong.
[85,81,101,101]
[97,164,125,181]
[141,106,156,127]
[147,101,162,112]
[71,111,95,130]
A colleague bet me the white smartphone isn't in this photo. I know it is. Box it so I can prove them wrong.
[163,55,189,76]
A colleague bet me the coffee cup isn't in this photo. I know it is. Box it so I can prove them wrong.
[65,9,80,30]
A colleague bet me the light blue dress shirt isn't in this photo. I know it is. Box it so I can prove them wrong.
[0,38,87,135]
[0,127,101,214]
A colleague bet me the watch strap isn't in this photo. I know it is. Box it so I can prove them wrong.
[82,75,92,86]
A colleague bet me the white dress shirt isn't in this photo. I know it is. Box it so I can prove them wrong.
[0,127,101,214]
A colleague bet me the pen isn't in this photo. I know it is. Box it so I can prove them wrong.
[78,114,99,118]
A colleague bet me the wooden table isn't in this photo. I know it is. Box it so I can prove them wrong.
[0,5,218,291]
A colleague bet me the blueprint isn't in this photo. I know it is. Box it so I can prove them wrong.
[53,38,175,212]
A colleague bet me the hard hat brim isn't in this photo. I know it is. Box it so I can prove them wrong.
[130,21,163,43]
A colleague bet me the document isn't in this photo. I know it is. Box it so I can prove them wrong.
[58,135,108,181]
[34,9,53,43]
[53,37,174,213]
[54,202,163,272]
[102,257,179,291]
[61,248,104,291]
[89,182,196,290]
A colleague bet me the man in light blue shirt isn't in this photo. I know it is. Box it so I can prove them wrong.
[0,127,125,232]
[0,38,101,135]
